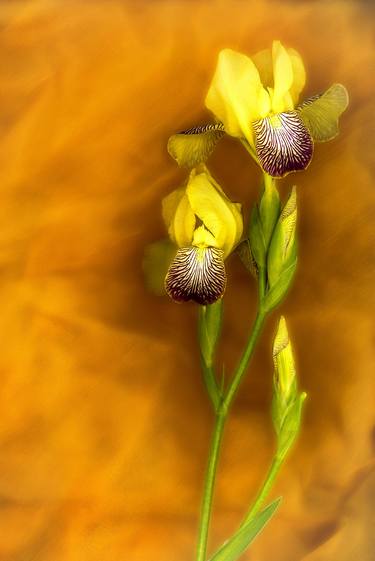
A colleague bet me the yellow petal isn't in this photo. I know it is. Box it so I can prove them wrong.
[162,187,184,229]
[205,48,270,143]
[252,47,273,88]
[162,188,195,247]
[288,48,306,105]
[192,225,217,248]
[232,202,244,246]
[186,171,242,257]
[272,41,294,113]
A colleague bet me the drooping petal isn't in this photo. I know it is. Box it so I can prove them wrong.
[298,83,349,142]
[186,172,242,257]
[162,188,196,247]
[205,48,270,142]
[252,111,313,177]
[165,246,226,305]
[271,41,294,113]
[167,123,225,168]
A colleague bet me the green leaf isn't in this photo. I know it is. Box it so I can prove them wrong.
[209,498,282,561]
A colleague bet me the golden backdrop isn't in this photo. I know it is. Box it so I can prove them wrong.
[0,1,374,560]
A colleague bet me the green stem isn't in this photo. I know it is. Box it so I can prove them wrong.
[200,361,221,411]
[196,307,267,561]
[223,310,266,412]
[196,411,226,561]
[241,455,284,527]
[198,303,223,410]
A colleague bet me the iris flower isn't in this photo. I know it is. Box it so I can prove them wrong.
[168,41,348,177]
[163,169,243,304]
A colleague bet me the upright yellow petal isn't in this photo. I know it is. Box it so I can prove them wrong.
[162,188,196,247]
[192,225,217,248]
[162,187,184,230]
[205,48,270,143]
[232,202,244,246]
[252,47,273,88]
[186,172,242,257]
[272,40,294,113]
[288,48,306,105]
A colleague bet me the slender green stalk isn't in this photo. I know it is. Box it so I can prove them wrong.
[198,303,222,410]
[200,360,221,411]
[196,305,267,561]
[223,310,266,412]
[241,455,283,527]
[196,411,226,561]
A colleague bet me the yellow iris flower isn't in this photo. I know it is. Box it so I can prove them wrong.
[168,41,348,177]
[163,169,243,304]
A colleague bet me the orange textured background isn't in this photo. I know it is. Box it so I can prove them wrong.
[0,1,374,560]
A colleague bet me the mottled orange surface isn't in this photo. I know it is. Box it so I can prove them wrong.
[0,1,374,560]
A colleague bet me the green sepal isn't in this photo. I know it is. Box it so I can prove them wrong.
[209,498,282,561]
[199,300,223,368]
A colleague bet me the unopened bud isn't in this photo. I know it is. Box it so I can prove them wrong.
[271,316,306,459]
[264,187,297,311]
[249,176,281,270]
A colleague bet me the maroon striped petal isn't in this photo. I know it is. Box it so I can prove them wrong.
[252,111,313,177]
[165,246,226,305]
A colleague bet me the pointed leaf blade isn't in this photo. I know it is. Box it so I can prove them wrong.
[209,498,282,561]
